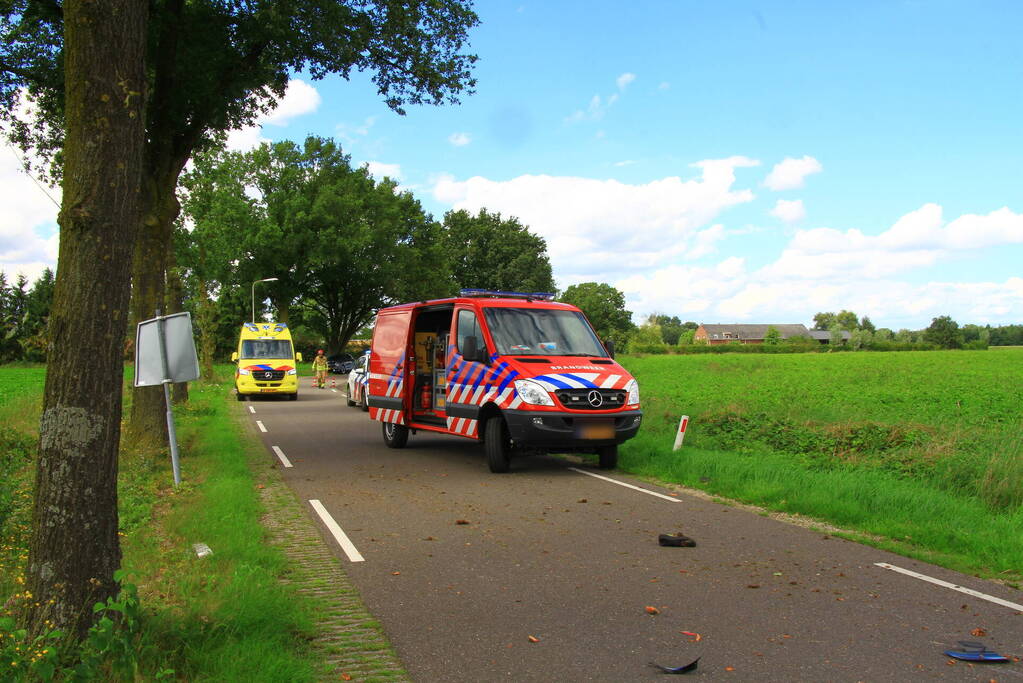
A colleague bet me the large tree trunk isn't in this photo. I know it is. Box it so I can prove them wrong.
[127,172,180,445]
[26,0,147,640]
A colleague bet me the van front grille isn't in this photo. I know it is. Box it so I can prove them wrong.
[555,388,626,410]
[252,369,285,381]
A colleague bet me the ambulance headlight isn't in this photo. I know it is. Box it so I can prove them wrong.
[287,369,297,375]
[514,379,555,407]
[238,368,251,375]
[625,379,640,406]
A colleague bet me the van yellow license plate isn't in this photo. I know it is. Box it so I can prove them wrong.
[575,419,615,440]
[259,388,277,392]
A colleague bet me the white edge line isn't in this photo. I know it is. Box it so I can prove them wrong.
[568,467,682,503]
[256,420,267,433]
[875,562,1023,612]
[309,499,365,562]
[248,406,255,414]
[271,445,293,468]
[332,389,338,393]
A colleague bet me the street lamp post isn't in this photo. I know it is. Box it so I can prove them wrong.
[251,277,279,323]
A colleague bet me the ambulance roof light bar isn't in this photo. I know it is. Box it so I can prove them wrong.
[459,288,556,301]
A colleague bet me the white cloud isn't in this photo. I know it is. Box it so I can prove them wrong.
[658,82,670,90]
[764,155,822,190]
[770,198,806,223]
[448,132,472,147]
[225,79,322,151]
[433,156,759,281]
[363,161,402,180]
[0,140,60,281]
[262,79,321,126]
[613,160,637,167]
[619,203,1023,327]
[567,73,639,123]
[762,204,1023,281]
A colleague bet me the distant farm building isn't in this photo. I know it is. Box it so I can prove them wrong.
[807,329,852,344]
[694,324,852,345]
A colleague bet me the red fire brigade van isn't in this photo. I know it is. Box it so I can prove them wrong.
[367,290,642,472]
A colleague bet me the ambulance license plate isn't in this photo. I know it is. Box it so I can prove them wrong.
[259,388,277,393]
[575,419,614,440]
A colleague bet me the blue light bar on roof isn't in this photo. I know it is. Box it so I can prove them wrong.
[459,289,556,301]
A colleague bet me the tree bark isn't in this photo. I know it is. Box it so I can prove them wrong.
[127,171,180,444]
[26,0,147,640]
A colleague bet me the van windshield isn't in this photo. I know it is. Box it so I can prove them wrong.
[482,308,607,357]
[241,340,293,359]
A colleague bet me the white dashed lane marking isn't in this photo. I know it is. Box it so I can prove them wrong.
[309,500,365,562]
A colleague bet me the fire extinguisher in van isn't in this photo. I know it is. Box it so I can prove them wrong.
[420,380,431,410]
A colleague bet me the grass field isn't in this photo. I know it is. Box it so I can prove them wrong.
[617,348,1023,583]
[0,365,403,680]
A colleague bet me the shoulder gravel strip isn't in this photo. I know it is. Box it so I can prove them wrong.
[246,430,409,681]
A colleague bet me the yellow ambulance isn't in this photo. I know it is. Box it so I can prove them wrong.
[232,322,302,400]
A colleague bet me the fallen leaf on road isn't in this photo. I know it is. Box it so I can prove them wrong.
[391,571,401,576]
[645,606,660,615]
[527,635,540,643]
[971,627,988,637]
[341,674,352,681]
[747,584,760,589]
[577,498,588,503]
[725,666,735,671]
[680,631,702,642]
[455,519,470,525]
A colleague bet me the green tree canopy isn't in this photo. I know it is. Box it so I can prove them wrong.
[442,208,555,293]
[180,136,450,354]
[2,0,481,437]
[813,309,862,331]
[560,282,634,350]
[648,314,685,345]
[924,315,963,349]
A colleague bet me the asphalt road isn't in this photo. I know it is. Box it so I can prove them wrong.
[243,384,1022,681]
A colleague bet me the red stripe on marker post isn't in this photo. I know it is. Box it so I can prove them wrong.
[673,415,690,451]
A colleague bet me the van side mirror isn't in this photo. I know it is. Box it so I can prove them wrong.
[231,352,238,362]
[296,352,303,362]
[603,339,616,359]
[461,336,486,363]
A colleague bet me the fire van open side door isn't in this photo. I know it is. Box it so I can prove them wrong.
[368,308,412,425]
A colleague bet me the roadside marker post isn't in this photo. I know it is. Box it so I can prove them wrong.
[673,415,690,451]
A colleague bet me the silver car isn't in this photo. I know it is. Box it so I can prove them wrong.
[346,352,369,411]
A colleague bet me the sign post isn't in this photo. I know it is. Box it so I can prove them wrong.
[672,415,690,451]
[134,310,200,486]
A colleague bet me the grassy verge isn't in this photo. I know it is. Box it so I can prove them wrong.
[617,350,1023,585]
[1,365,404,680]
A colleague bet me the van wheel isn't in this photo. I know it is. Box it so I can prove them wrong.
[236,389,245,401]
[360,390,369,412]
[346,392,355,407]
[597,445,618,470]
[289,392,298,401]
[382,422,409,448]
[485,416,512,473]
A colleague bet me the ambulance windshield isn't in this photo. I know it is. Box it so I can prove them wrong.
[483,308,607,357]
[241,339,293,359]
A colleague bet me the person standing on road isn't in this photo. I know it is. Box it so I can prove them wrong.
[312,348,329,388]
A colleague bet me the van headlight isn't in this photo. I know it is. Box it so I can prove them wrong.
[625,379,640,406]
[287,369,297,375]
[238,368,251,375]
[514,379,555,407]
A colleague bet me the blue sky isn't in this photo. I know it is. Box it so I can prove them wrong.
[2,0,1021,330]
